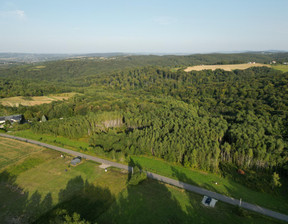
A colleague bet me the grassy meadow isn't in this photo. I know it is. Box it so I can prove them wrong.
[9,130,288,215]
[0,137,43,169]
[272,64,288,72]
[0,137,284,223]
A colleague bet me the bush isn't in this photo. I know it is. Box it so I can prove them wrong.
[128,166,147,185]
[233,206,250,218]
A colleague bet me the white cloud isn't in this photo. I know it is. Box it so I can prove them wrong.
[15,10,25,18]
[0,9,26,19]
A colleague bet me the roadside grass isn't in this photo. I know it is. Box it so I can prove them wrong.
[130,156,288,215]
[9,131,288,215]
[98,179,285,224]
[13,130,90,152]
[0,138,285,224]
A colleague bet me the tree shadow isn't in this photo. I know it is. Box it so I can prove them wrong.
[35,176,115,223]
[0,170,53,224]
[97,162,195,224]
[0,169,115,224]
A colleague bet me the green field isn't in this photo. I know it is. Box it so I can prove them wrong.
[0,137,285,223]
[0,136,43,169]
[10,130,288,215]
[131,156,288,214]
[272,64,288,72]
[0,137,127,223]
[99,180,280,224]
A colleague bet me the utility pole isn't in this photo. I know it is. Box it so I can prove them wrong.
[239,198,242,207]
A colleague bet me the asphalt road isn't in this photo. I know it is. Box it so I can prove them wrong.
[1,133,288,222]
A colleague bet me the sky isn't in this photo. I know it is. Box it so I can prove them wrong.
[0,0,288,54]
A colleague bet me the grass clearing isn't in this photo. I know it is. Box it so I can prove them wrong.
[10,130,288,214]
[0,92,78,107]
[31,65,46,70]
[0,137,285,223]
[11,130,288,215]
[184,63,271,72]
[272,64,288,72]
[0,138,127,223]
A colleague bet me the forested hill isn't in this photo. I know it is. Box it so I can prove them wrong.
[1,52,288,97]
[1,53,288,191]
[1,52,288,80]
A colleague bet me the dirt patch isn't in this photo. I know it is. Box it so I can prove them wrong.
[99,164,111,169]
[184,63,271,72]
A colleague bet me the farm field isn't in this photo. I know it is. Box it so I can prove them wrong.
[184,63,271,72]
[10,130,288,215]
[0,92,77,107]
[0,137,284,224]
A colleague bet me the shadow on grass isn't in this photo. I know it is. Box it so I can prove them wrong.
[35,176,115,224]
[0,170,115,224]
[169,165,287,224]
[97,160,194,224]
[0,171,53,223]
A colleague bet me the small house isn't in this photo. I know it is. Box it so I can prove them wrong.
[71,156,82,166]
[0,114,24,126]
[201,196,218,207]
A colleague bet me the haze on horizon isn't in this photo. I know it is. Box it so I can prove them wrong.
[0,0,288,54]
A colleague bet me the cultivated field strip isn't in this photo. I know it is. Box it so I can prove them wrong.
[184,63,271,72]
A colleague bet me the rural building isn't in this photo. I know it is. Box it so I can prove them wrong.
[71,156,82,166]
[0,114,24,126]
[201,196,218,207]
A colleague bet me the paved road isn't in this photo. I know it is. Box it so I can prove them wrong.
[1,133,288,222]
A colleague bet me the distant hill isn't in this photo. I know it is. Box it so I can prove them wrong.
[0,52,131,64]
[1,51,288,65]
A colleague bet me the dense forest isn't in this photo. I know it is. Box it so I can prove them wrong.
[1,53,288,177]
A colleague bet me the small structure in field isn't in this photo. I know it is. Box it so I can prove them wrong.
[71,156,81,166]
[201,196,218,208]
